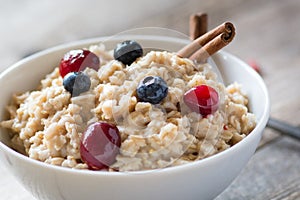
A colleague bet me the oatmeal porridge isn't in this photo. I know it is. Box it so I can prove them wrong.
[0,41,256,171]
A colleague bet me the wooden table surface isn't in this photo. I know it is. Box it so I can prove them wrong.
[1,0,300,199]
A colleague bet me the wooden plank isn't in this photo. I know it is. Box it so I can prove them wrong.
[259,128,281,148]
[216,136,300,200]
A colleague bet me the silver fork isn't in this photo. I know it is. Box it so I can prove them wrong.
[267,117,300,140]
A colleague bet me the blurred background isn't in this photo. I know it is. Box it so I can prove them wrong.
[1,0,300,199]
[1,0,298,71]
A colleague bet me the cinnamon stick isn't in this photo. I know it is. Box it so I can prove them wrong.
[189,13,208,40]
[177,22,235,61]
[189,33,232,62]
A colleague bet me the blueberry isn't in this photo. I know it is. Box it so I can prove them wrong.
[63,72,91,97]
[113,40,143,65]
[137,76,168,104]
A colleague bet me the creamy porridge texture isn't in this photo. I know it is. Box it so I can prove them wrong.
[0,41,256,171]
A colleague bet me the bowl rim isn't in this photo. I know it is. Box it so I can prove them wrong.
[0,35,270,176]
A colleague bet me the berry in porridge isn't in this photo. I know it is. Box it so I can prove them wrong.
[113,40,143,65]
[136,76,169,104]
[80,122,121,170]
[63,72,91,97]
[59,49,100,77]
[183,85,219,116]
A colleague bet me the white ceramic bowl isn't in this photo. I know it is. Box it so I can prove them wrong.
[0,35,270,200]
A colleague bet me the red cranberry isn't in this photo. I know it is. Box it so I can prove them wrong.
[80,122,121,170]
[183,85,219,116]
[59,49,100,77]
[223,125,228,130]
